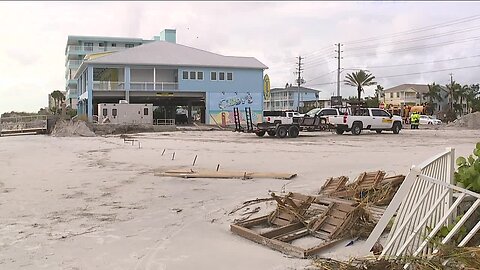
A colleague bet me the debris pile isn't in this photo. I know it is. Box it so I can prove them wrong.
[230,171,405,258]
[51,120,96,137]
[447,111,480,129]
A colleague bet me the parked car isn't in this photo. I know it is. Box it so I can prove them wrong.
[419,115,442,125]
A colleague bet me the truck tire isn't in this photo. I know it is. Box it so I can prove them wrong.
[351,122,362,135]
[288,126,299,138]
[255,130,266,137]
[267,130,276,137]
[393,122,401,134]
[335,128,344,135]
[276,126,288,138]
[376,130,382,134]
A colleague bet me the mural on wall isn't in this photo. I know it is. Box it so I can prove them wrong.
[209,91,263,126]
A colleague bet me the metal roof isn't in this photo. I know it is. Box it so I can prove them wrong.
[81,40,267,70]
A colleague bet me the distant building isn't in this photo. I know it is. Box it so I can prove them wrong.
[73,35,267,125]
[264,85,320,112]
[383,84,451,113]
[64,30,176,109]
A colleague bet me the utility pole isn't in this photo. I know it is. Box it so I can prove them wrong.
[335,43,343,97]
[294,56,304,112]
[449,73,454,111]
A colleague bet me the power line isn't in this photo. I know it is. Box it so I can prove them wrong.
[342,14,480,45]
[305,69,337,83]
[346,24,480,52]
[344,35,480,58]
[345,53,480,69]
[304,64,480,87]
[376,64,480,80]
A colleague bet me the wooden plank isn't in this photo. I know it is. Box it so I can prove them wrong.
[276,229,309,242]
[236,215,269,228]
[230,224,307,258]
[157,169,297,180]
[305,238,344,256]
[261,223,305,238]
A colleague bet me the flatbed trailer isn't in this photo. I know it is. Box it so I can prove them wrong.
[233,107,333,139]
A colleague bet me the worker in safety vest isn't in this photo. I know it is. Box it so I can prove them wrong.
[410,112,420,129]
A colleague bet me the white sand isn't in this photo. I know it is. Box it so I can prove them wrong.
[1,128,479,269]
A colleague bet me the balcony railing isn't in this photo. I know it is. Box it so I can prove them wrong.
[67,45,126,55]
[92,81,178,91]
[93,81,125,91]
[130,82,178,91]
[67,60,83,68]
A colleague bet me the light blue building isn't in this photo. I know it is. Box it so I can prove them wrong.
[74,38,267,125]
[264,85,321,112]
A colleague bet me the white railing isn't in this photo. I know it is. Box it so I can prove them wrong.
[130,82,178,91]
[362,147,480,263]
[67,45,126,54]
[153,119,175,126]
[93,81,125,91]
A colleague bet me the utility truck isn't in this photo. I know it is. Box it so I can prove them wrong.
[329,108,403,135]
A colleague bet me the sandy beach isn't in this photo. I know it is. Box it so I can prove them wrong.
[1,128,479,269]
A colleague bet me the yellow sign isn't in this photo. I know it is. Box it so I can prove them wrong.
[263,74,271,100]
[382,119,393,123]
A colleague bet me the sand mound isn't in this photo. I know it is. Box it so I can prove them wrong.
[51,120,96,137]
[447,112,480,129]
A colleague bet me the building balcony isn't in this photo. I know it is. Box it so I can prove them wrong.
[92,81,179,91]
[66,45,125,58]
[66,79,77,88]
[66,60,83,68]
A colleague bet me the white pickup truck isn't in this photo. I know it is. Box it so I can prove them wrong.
[329,108,403,135]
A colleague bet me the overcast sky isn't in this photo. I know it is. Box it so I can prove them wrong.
[1,1,480,114]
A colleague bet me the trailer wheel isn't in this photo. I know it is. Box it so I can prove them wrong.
[276,126,288,138]
[288,126,299,138]
[255,130,266,137]
[393,122,401,134]
[351,122,362,135]
[267,130,276,137]
[376,130,382,134]
[335,128,344,135]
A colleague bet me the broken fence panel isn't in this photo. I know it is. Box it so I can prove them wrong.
[362,147,456,258]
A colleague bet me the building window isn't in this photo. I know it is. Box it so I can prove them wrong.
[219,72,225,81]
[112,108,117,117]
[210,72,217,81]
[227,72,233,81]
[84,42,93,51]
[190,71,196,80]
[99,43,104,47]
[182,71,188,80]
[396,92,400,98]
[102,108,107,117]
[144,108,149,115]
[125,44,134,48]
[197,71,204,80]
[390,93,393,98]
[111,43,116,47]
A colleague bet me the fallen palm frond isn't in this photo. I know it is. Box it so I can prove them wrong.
[312,245,480,270]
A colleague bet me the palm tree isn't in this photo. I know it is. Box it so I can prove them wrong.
[445,81,462,112]
[50,90,65,114]
[375,85,384,102]
[344,70,377,101]
[465,84,479,113]
[423,83,443,115]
